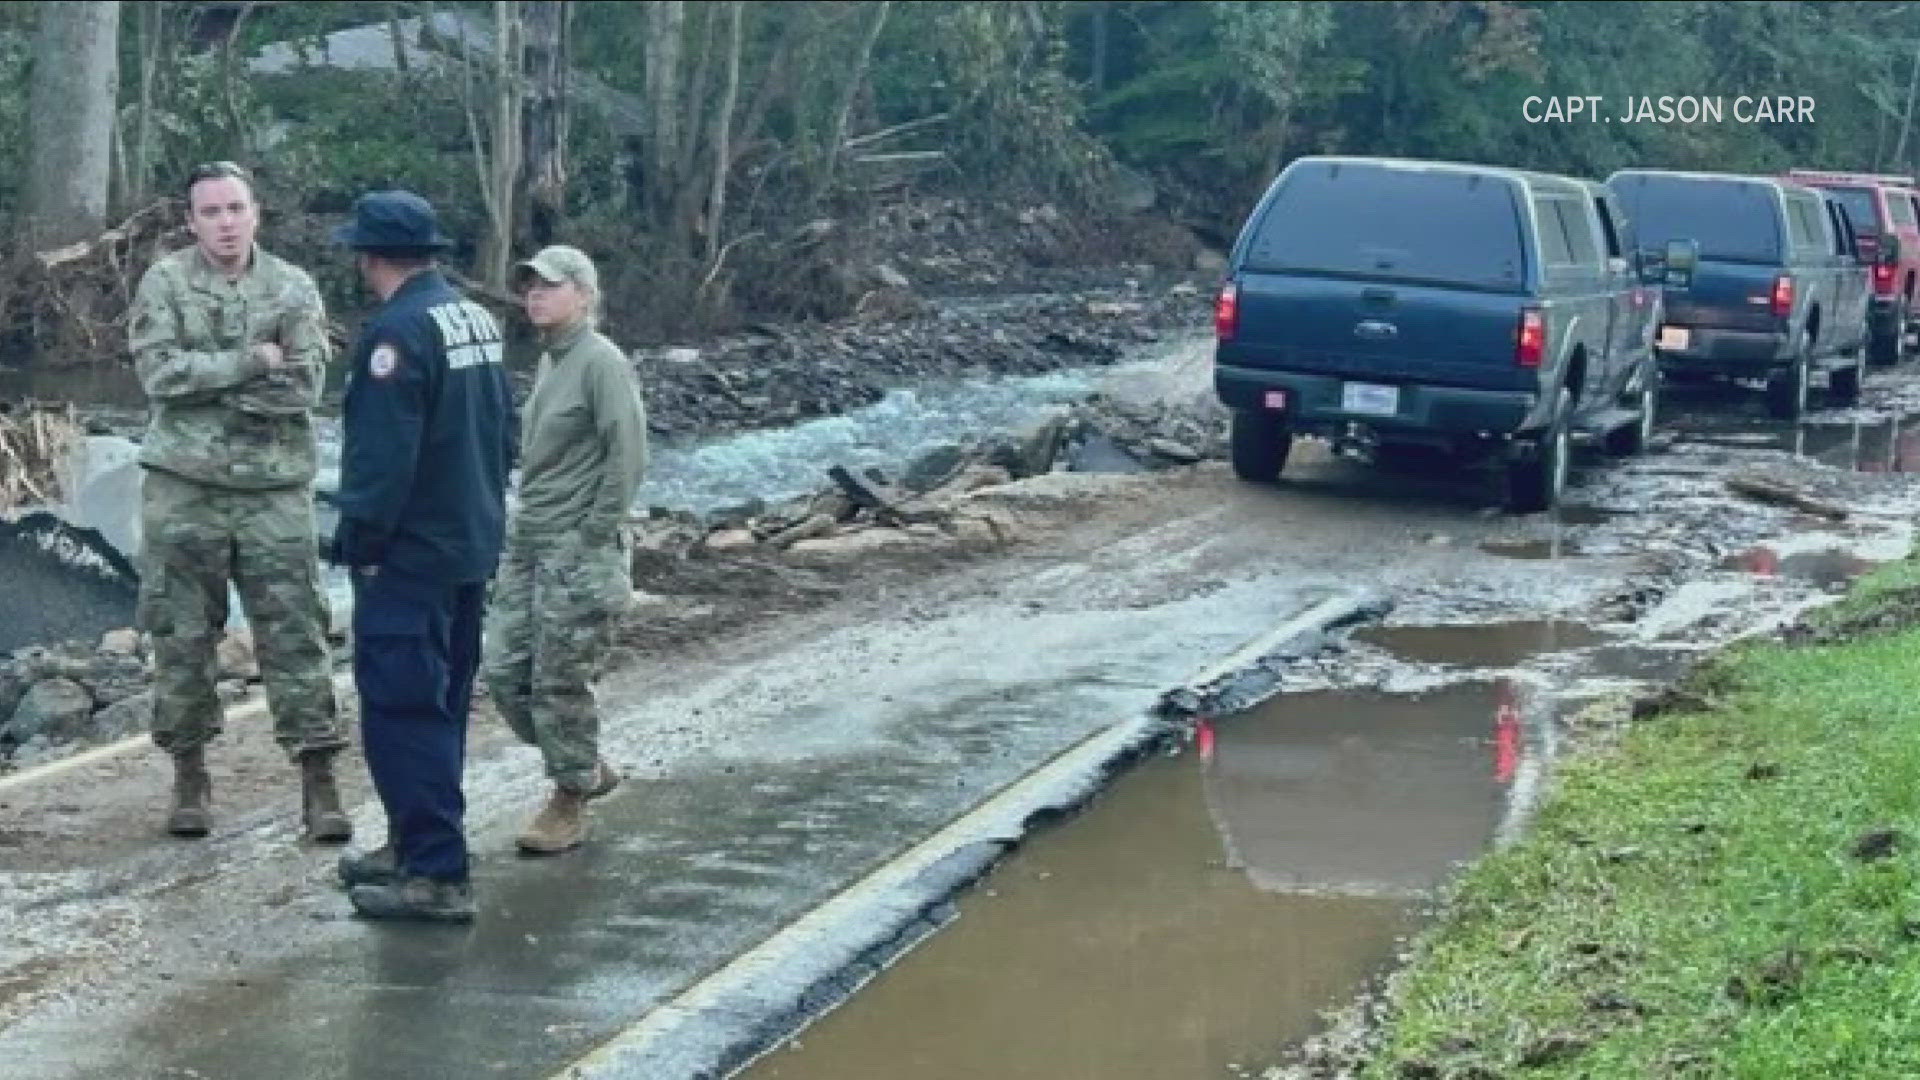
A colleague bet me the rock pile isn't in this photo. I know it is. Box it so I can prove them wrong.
[0,627,264,765]
[628,286,1210,439]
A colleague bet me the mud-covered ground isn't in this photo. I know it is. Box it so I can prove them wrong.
[4,340,1920,1079]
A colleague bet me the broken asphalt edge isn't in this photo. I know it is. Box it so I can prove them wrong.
[552,587,1391,1080]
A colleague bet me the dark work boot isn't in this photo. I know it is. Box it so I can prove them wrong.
[349,877,476,923]
[166,746,212,838]
[300,749,352,844]
[338,840,400,889]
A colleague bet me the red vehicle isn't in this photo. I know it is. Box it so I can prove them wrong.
[1784,169,1920,365]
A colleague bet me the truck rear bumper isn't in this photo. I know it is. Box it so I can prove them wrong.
[1655,327,1789,374]
[1215,364,1538,440]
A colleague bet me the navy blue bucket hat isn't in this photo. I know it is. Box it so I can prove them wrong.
[332,190,454,252]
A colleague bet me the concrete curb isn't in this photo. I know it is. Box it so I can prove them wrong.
[554,588,1388,1080]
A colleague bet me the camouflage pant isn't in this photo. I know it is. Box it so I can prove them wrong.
[137,468,342,757]
[483,532,631,793]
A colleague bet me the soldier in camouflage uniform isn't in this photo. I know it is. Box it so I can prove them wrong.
[484,246,648,855]
[129,161,349,842]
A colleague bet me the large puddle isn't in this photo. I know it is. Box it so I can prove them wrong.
[1670,409,1920,474]
[741,683,1523,1079]
[1354,620,1612,668]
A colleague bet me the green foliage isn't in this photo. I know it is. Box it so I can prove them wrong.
[1367,551,1920,1077]
[7,0,1920,334]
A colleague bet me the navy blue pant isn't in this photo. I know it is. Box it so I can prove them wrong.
[352,568,486,883]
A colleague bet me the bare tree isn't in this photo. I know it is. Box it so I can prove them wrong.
[706,1,745,263]
[465,0,526,290]
[521,0,570,249]
[643,1,686,235]
[26,0,121,251]
[816,0,891,198]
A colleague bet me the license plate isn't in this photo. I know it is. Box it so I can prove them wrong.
[1263,389,1288,410]
[1658,325,1691,350]
[1341,382,1399,416]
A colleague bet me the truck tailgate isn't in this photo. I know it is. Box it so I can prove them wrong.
[1662,260,1780,332]
[1223,272,1533,393]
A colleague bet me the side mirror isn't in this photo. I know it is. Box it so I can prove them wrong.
[1880,233,1901,266]
[1661,239,1699,288]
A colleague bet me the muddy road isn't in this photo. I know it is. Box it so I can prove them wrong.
[4,339,1920,1080]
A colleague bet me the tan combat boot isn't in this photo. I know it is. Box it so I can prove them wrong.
[166,747,212,837]
[515,785,588,855]
[301,749,353,843]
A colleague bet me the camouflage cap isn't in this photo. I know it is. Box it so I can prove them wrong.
[515,245,599,293]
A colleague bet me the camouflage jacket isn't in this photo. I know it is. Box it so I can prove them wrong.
[129,245,330,490]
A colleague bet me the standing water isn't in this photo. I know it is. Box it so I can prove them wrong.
[741,682,1528,1079]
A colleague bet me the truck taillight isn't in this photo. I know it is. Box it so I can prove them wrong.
[1214,282,1239,341]
[1516,308,1545,368]
[1770,275,1794,318]
[1874,263,1896,292]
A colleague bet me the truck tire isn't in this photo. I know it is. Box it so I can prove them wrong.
[1765,341,1811,421]
[1830,350,1864,407]
[1870,325,1900,367]
[1507,389,1571,513]
[1604,367,1658,456]
[1230,408,1291,482]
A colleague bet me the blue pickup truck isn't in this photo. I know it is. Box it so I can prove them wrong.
[1213,156,1662,512]
[1606,169,1870,420]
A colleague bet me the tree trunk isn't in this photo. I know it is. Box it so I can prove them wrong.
[477,0,526,290]
[520,0,569,249]
[816,0,891,198]
[643,0,686,234]
[129,1,168,210]
[26,0,120,252]
[705,0,745,263]
[1895,37,1920,169]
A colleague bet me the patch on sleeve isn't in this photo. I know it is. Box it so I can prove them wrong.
[369,343,400,380]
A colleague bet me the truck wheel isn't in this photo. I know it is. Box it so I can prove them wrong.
[1230,408,1291,482]
[1830,350,1864,407]
[1507,389,1571,513]
[1870,326,1900,367]
[1765,343,1810,421]
[1604,367,1658,456]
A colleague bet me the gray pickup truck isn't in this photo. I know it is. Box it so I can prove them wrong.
[1213,156,1662,512]
[1606,169,1870,419]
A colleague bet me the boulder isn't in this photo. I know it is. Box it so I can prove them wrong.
[703,529,759,553]
[988,408,1072,479]
[86,690,152,742]
[60,435,144,562]
[872,264,912,290]
[1148,438,1203,464]
[7,677,94,743]
[901,444,968,494]
[99,628,141,656]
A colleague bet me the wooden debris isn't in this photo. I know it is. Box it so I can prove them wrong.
[1724,475,1849,521]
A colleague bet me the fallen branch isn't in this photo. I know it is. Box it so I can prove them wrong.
[1725,475,1850,521]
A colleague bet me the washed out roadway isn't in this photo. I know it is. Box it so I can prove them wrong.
[4,342,1920,1079]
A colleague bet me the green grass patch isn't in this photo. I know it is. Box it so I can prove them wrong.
[1369,552,1920,1079]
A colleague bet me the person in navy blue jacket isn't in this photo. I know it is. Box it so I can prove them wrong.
[327,190,516,923]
